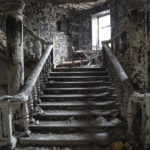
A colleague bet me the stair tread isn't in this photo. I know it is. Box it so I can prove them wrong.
[50,71,107,75]
[43,86,114,91]
[53,67,106,71]
[39,109,118,116]
[48,81,112,84]
[30,119,121,128]
[19,132,110,145]
[40,92,110,98]
[39,101,116,106]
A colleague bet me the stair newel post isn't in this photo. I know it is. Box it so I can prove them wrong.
[0,0,25,95]
[0,101,17,149]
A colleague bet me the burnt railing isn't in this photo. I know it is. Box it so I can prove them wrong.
[102,29,150,149]
[0,26,54,149]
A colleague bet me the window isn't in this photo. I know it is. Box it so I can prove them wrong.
[57,21,70,34]
[92,10,111,50]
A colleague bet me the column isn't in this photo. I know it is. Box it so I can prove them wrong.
[0,0,25,95]
[128,6,148,93]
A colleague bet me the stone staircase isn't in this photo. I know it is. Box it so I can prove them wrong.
[18,67,126,150]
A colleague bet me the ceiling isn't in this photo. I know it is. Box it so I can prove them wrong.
[45,0,105,4]
[46,0,108,11]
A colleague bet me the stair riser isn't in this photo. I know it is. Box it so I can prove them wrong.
[46,82,112,88]
[35,115,98,121]
[40,96,116,102]
[29,127,113,134]
[39,105,118,111]
[19,140,110,146]
[35,112,118,121]
[43,89,114,95]
[52,68,106,72]
[48,77,110,82]
[43,89,113,95]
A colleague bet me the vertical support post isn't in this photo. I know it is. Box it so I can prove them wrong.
[0,0,25,95]
[0,101,17,149]
[145,97,150,148]
[128,8,148,93]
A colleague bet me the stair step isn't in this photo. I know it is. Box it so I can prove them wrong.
[38,101,117,110]
[19,133,110,146]
[36,109,119,121]
[29,119,122,133]
[40,93,117,102]
[40,92,114,102]
[46,81,112,88]
[42,87,114,94]
[52,67,106,72]
[48,76,110,81]
[50,71,108,76]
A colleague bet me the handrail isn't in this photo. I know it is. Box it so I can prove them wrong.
[0,44,53,103]
[20,44,53,97]
[102,34,150,148]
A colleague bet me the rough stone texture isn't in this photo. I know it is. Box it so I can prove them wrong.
[110,0,148,93]
[70,3,109,51]
[23,0,72,65]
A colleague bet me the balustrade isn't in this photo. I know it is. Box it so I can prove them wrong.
[0,24,54,149]
[102,29,150,148]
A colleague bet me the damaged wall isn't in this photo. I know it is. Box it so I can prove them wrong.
[0,0,74,95]
[110,0,149,93]
[24,0,72,65]
[70,3,109,51]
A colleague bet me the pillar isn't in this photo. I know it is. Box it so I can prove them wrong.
[128,6,148,93]
[0,0,25,95]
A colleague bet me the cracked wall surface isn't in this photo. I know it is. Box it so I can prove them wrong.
[110,0,149,93]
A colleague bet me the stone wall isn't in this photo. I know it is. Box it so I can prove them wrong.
[70,3,109,51]
[0,0,74,95]
[24,0,72,65]
[110,0,149,93]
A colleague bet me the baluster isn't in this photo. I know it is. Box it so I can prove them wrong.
[43,64,48,83]
[40,73,45,91]
[33,85,44,115]
[47,56,51,73]
[36,79,42,104]
[32,86,38,113]
[51,49,54,69]
[28,94,35,123]
[40,72,44,88]
[46,60,50,78]
[21,102,31,136]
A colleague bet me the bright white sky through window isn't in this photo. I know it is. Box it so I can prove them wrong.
[92,13,111,50]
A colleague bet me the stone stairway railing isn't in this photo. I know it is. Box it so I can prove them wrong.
[0,27,54,149]
[102,31,150,149]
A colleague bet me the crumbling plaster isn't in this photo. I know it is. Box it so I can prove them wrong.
[24,0,72,65]
[110,0,149,93]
